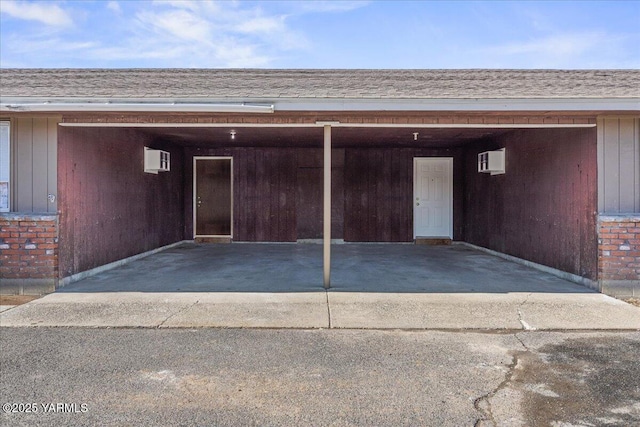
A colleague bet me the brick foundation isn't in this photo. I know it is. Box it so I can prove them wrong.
[598,215,640,297]
[0,213,59,294]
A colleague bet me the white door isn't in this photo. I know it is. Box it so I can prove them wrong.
[414,158,453,238]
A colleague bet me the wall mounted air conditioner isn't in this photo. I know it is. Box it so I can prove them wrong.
[144,147,170,174]
[478,148,505,175]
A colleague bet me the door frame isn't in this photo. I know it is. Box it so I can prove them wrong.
[193,156,234,239]
[413,157,454,239]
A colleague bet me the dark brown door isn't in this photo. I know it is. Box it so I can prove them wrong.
[195,158,232,236]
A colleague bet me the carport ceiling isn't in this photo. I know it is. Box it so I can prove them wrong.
[139,126,513,148]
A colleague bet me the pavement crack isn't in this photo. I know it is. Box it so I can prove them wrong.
[514,332,530,351]
[517,293,536,331]
[157,300,199,328]
[474,334,530,427]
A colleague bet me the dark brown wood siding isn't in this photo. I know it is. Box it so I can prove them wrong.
[344,148,464,242]
[184,147,297,242]
[57,127,184,278]
[463,128,598,279]
[296,149,344,240]
[187,146,464,243]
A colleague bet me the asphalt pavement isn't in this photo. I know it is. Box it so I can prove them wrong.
[1,328,639,427]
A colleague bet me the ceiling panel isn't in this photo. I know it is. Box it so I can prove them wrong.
[138,126,513,148]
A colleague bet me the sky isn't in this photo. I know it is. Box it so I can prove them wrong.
[0,0,639,69]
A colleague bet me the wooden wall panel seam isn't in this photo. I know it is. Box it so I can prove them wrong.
[635,118,640,212]
[602,118,621,212]
[597,118,605,212]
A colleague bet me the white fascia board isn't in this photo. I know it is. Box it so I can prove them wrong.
[270,97,640,112]
[0,99,274,113]
[2,96,639,113]
[59,122,596,129]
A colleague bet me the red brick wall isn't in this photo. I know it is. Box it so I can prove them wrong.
[599,216,640,295]
[0,214,58,293]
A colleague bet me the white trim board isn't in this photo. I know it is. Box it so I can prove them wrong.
[1,102,274,113]
[3,97,639,112]
[58,240,189,288]
[59,122,597,128]
[455,242,598,291]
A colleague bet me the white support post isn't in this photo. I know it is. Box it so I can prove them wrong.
[323,124,332,289]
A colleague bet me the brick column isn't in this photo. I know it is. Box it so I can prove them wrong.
[0,213,59,294]
[598,215,640,297]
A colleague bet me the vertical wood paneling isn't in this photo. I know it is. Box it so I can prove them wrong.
[464,128,597,279]
[636,118,640,212]
[15,118,33,211]
[598,117,640,213]
[580,133,598,278]
[296,149,322,239]
[331,148,344,240]
[58,127,184,277]
[286,151,297,241]
[234,148,246,239]
[47,119,58,213]
[603,119,621,212]
[597,118,605,211]
[618,117,635,212]
[367,150,378,241]
[344,148,419,242]
[245,149,257,240]
[11,117,58,213]
[381,149,392,241]
[186,147,298,242]
[31,118,49,212]
[255,149,268,241]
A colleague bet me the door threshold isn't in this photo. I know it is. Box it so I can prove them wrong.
[195,237,232,244]
[415,238,452,245]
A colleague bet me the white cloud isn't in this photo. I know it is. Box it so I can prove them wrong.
[152,0,205,13]
[4,32,96,52]
[0,0,365,67]
[137,9,212,42]
[98,1,309,67]
[107,1,121,14]
[294,1,369,13]
[0,0,72,27]
[476,31,637,68]
[237,16,285,34]
[493,33,600,57]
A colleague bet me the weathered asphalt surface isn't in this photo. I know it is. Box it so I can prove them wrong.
[1,328,639,427]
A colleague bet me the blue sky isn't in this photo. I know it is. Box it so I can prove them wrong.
[1,0,639,68]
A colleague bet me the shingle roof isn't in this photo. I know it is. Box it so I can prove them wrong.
[1,69,638,99]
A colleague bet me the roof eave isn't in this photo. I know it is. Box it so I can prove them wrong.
[1,97,638,113]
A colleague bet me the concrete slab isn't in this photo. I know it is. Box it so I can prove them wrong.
[2,290,638,330]
[2,243,638,330]
[328,293,523,329]
[328,292,640,330]
[57,243,590,294]
[0,305,15,313]
[0,293,191,327]
[161,293,329,328]
[58,243,324,293]
[0,292,329,328]
[519,293,640,330]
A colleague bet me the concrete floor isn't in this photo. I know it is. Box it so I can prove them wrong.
[4,243,639,330]
[59,242,591,294]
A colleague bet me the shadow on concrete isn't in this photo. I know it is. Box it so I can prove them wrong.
[57,243,595,294]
